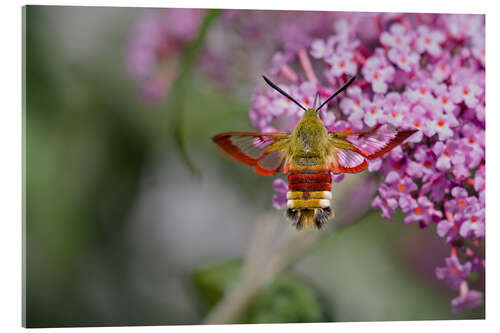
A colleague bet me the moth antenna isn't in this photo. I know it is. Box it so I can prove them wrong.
[262,75,307,111]
[313,91,321,109]
[316,76,356,112]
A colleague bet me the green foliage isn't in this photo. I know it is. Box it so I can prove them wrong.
[193,260,327,324]
[468,271,479,282]
[168,9,222,176]
[193,260,240,309]
[247,273,326,323]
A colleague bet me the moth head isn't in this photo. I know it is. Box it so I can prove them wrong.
[304,108,319,118]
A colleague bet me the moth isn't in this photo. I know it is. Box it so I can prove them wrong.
[213,76,417,230]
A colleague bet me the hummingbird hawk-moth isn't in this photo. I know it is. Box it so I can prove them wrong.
[213,76,417,230]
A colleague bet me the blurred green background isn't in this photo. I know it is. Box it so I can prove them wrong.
[23,5,484,328]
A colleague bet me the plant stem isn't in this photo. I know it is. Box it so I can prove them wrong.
[168,9,222,176]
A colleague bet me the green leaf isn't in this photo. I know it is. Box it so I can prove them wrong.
[468,271,479,282]
[193,260,327,324]
[193,260,242,309]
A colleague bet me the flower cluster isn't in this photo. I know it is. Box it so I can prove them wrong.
[126,8,206,103]
[251,13,485,312]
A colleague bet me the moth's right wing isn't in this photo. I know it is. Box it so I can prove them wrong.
[212,132,291,176]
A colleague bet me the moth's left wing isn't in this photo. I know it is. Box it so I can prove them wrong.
[212,132,290,176]
[327,125,417,173]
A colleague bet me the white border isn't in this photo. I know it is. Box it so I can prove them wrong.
[4,0,491,13]
[1,0,498,332]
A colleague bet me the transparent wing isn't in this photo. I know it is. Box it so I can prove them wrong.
[212,132,290,176]
[330,124,417,160]
[329,148,368,174]
[327,124,417,173]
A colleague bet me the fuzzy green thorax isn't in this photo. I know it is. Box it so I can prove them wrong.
[288,108,329,165]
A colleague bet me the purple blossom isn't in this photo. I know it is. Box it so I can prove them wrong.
[325,49,358,78]
[433,140,470,178]
[331,173,345,183]
[450,82,483,108]
[451,281,484,313]
[437,218,461,243]
[461,123,485,169]
[459,211,485,239]
[386,171,417,195]
[382,92,409,128]
[440,14,484,41]
[372,196,398,221]
[404,196,442,227]
[421,174,449,202]
[362,48,395,93]
[272,178,288,209]
[474,166,485,194]
[339,86,367,129]
[388,46,420,72]
[433,84,459,114]
[471,36,485,66]
[404,79,436,107]
[435,256,471,290]
[380,23,413,49]
[431,55,456,83]
[362,94,387,127]
[452,289,483,313]
[429,112,459,141]
[415,25,445,56]
[407,145,436,181]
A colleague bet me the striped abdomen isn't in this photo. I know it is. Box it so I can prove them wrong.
[285,170,334,229]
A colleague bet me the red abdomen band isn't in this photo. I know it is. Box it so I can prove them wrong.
[288,182,332,192]
[288,173,331,184]
[287,172,332,192]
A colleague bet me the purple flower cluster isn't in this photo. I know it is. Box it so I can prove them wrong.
[126,8,206,103]
[251,13,485,312]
